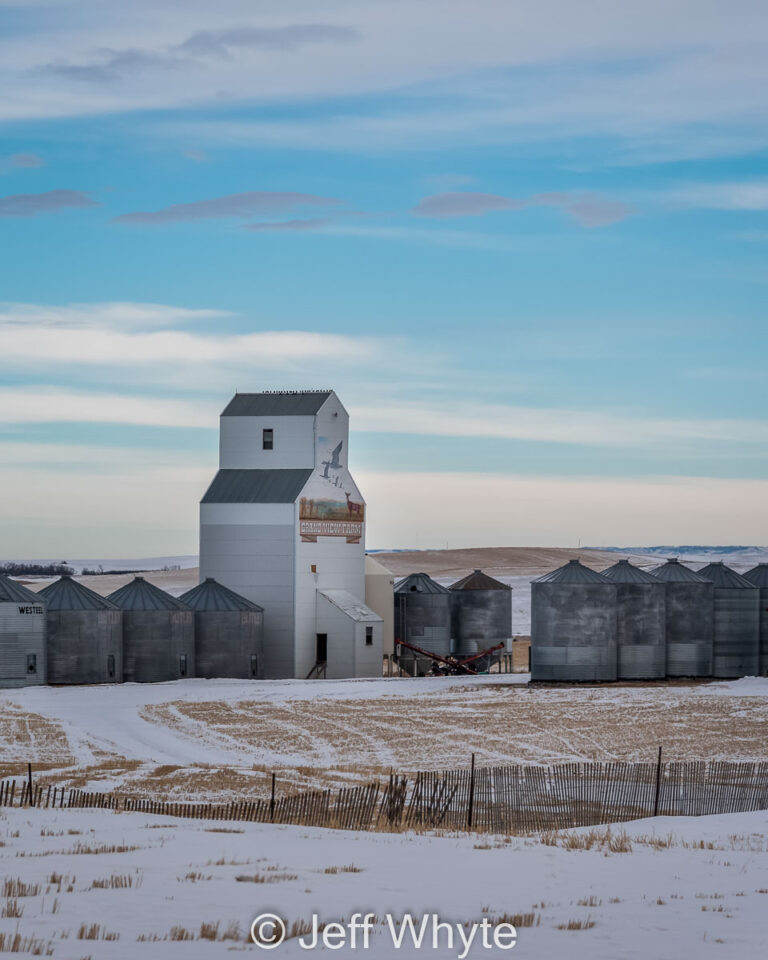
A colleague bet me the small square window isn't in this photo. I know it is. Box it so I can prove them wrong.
[263,428,274,450]
[365,626,373,646]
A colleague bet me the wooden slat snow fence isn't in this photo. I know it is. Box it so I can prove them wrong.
[2,761,767,834]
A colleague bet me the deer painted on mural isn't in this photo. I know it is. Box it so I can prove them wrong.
[345,492,363,518]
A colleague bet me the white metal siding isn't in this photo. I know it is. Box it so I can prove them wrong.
[219,415,315,469]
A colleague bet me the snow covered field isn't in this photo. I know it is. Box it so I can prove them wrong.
[3,677,767,801]
[1,802,767,959]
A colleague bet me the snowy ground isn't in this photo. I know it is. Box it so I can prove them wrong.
[3,677,767,801]
[1,802,767,959]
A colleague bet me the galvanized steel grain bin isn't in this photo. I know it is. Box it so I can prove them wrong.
[651,559,713,677]
[394,573,451,662]
[449,569,512,656]
[695,562,759,678]
[0,575,46,688]
[107,577,194,683]
[601,560,666,680]
[531,560,617,682]
[742,563,768,675]
[38,574,123,684]
[179,578,264,679]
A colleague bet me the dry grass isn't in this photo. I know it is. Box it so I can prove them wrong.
[0,931,53,954]
[235,872,298,883]
[76,924,119,941]
[323,864,362,874]
[542,828,632,853]
[90,873,141,889]
[2,899,24,918]
[557,917,596,930]
[138,921,241,943]
[2,879,41,897]
[487,912,540,928]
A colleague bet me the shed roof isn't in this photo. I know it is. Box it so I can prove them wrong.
[38,575,118,610]
[201,468,313,504]
[651,559,709,583]
[179,578,263,612]
[222,391,332,417]
[534,559,609,584]
[318,589,382,622]
[450,569,510,591]
[601,559,661,584]
[107,576,190,611]
[695,562,756,589]
[0,575,43,604]
[394,572,450,595]
[743,563,768,588]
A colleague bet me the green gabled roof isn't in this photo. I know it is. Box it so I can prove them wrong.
[222,391,332,417]
[201,468,312,504]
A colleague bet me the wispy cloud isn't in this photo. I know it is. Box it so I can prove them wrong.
[0,189,98,217]
[8,153,45,169]
[350,400,768,447]
[114,191,340,224]
[413,191,632,227]
[671,180,768,211]
[44,22,359,86]
[243,218,331,231]
[175,23,359,57]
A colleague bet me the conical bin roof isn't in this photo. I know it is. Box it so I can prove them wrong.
[602,559,661,584]
[651,559,709,583]
[39,574,118,610]
[394,573,449,594]
[743,563,768,588]
[449,569,510,591]
[534,559,609,584]
[107,576,190,611]
[695,562,757,589]
[0,575,43,604]
[180,578,263,612]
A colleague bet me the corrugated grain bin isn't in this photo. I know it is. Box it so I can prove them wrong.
[107,577,194,683]
[38,574,123,684]
[601,560,666,680]
[179,578,264,679]
[394,573,451,658]
[0,575,46,688]
[651,559,713,677]
[449,569,512,656]
[742,563,768,675]
[695,562,759,678]
[531,560,617,682]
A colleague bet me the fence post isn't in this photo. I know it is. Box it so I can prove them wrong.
[269,772,276,823]
[467,753,476,829]
[653,746,663,817]
[27,763,33,802]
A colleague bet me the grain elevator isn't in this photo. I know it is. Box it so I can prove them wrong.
[199,390,382,679]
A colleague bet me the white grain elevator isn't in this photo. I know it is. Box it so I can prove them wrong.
[199,390,382,679]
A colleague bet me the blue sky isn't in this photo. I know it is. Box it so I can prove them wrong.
[1,0,767,555]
